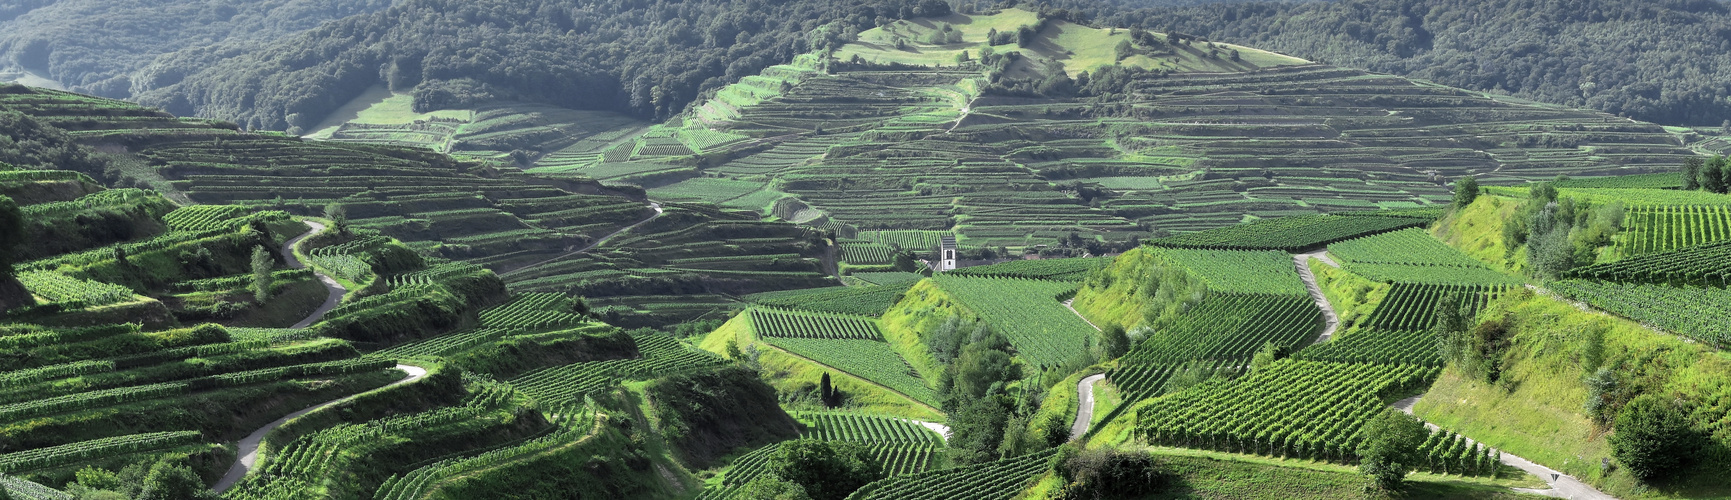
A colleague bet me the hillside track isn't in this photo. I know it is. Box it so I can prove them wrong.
[502,201,663,278]
[1393,396,1616,500]
[216,219,430,492]
[285,221,346,329]
[1069,373,1107,439]
[1291,250,1340,344]
[212,365,428,493]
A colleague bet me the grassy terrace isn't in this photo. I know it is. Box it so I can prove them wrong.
[533,9,1689,252]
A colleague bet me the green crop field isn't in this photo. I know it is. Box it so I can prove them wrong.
[929,275,1093,367]
[6,5,1731,498]
[761,337,936,405]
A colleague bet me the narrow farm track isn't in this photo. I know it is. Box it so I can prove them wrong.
[1061,298,1102,332]
[1392,396,1616,500]
[213,365,428,493]
[215,219,430,492]
[502,201,663,278]
[285,221,346,329]
[1069,373,1107,439]
[1291,250,1340,344]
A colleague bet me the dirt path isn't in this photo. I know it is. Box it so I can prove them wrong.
[1291,251,1340,344]
[1069,374,1107,439]
[502,202,662,278]
[284,221,346,329]
[1392,395,1616,500]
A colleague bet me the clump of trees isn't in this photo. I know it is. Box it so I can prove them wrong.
[1610,394,1702,482]
[1500,180,1623,280]
[1681,155,1731,193]
[749,440,885,500]
[1052,446,1172,499]
[1356,408,1429,490]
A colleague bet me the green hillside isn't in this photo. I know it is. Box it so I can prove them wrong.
[3,3,1731,499]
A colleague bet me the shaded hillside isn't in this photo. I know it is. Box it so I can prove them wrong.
[0,0,392,96]
[1091,0,1731,126]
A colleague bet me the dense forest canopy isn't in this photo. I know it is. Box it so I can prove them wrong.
[128,0,963,132]
[1093,0,1731,126]
[0,0,393,97]
[9,0,1731,128]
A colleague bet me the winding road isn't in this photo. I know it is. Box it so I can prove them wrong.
[1392,396,1615,500]
[212,221,430,493]
[502,201,663,278]
[284,221,346,329]
[1069,374,1107,439]
[1291,250,1340,344]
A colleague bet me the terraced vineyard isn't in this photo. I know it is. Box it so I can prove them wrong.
[1135,360,1438,462]
[1121,294,1322,365]
[697,412,944,500]
[748,308,882,340]
[947,257,1106,281]
[507,333,728,411]
[1549,280,1731,348]
[745,281,917,316]
[846,448,1059,500]
[928,275,1092,367]
[1294,329,1443,366]
[1569,239,1731,285]
[1362,284,1508,330]
[762,337,935,405]
[478,293,590,330]
[1150,248,1307,295]
[1150,214,1433,252]
[1615,205,1731,257]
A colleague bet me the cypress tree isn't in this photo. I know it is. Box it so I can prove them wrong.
[820,372,833,407]
[251,245,274,303]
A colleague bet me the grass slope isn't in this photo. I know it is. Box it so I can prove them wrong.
[835,9,1307,77]
[1413,288,1731,499]
[698,313,941,420]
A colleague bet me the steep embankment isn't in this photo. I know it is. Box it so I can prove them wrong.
[1421,202,1731,498]
[877,278,981,383]
[1069,247,1158,332]
[1431,195,1527,274]
[699,310,944,420]
[1414,288,1731,498]
[643,367,802,469]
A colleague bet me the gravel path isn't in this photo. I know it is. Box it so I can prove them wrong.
[1392,395,1617,500]
[1291,251,1340,344]
[1069,374,1107,439]
[284,221,346,329]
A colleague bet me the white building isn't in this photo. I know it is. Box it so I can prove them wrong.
[938,235,958,271]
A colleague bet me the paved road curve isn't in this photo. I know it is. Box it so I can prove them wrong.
[1392,395,1616,500]
[284,221,346,329]
[214,220,428,493]
[1069,374,1108,439]
[1291,250,1340,344]
[213,365,428,492]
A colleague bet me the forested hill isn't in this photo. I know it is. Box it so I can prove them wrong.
[18,0,1731,130]
[0,0,393,97]
[1091,0,1731,126]
[129,0,963,132]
